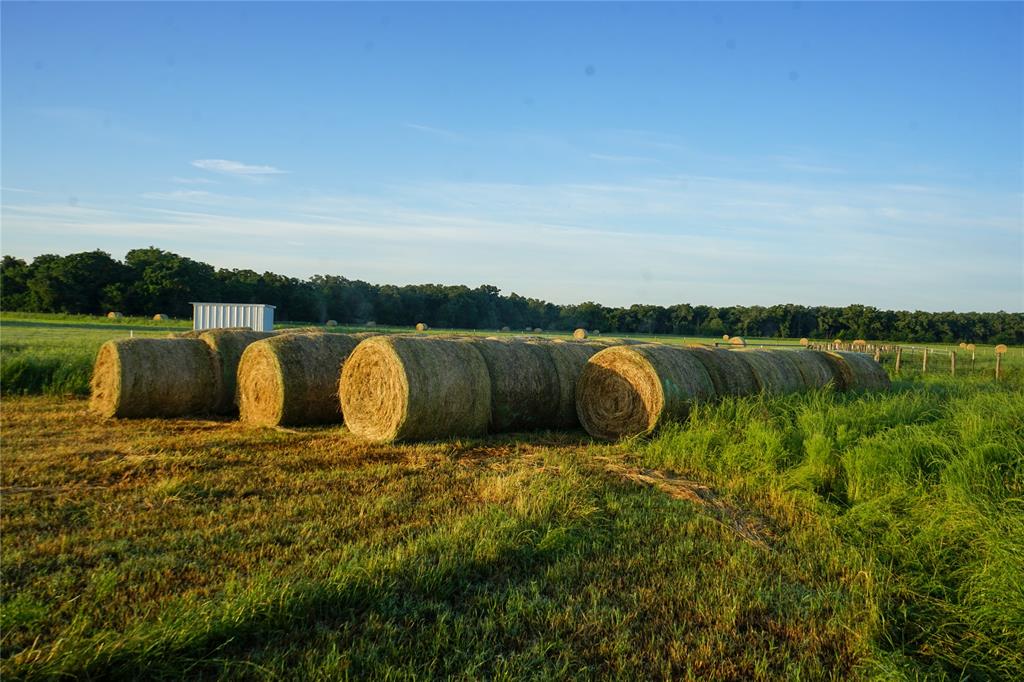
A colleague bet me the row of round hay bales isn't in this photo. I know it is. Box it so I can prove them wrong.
[575,345,891,440]
[339,336,609,442]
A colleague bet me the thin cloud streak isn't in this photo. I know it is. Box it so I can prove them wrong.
[191,159,289,176]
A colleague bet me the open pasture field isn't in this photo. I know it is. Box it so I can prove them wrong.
[2,313,1023,679]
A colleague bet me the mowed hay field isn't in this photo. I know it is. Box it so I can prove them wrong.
[2,314,1023,679]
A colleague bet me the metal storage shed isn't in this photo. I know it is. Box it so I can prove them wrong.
[190,302,275,332]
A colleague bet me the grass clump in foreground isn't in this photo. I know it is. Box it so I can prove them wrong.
[1,373,1022,680]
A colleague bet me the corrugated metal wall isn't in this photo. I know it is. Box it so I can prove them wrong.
[191,303,275,331]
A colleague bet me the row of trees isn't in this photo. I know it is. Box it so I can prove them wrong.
[2,248,1021,344]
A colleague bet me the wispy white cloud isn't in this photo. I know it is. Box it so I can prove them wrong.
[171,176,218,185]
[1,186,43,194]
[191,159,288,176]
[589,153,660,164]
[775,156,845,174]
[141,190,218,202]
[403,122,462,140]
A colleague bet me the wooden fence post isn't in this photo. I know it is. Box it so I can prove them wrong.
[922,348,928,373]
[895,347,902,374]
[996,352,1002,381]
[950,350,956,377]
[874,347,881,363]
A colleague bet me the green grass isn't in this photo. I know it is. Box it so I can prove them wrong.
[1,315,1022,679]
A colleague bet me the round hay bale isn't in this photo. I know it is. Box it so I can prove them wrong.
[365,321,377,327]
[966,343,976,351]
[799,338,810,347]
[821,351,891,392]
[530,340,604,428]
[90,338,219,418]
[729,336,746,346]
[462,338,561,432]
[593,330,601,336]
[325,320,338,327]
[168,329,205,339]
[533,328,543,333]
[573,328,588,340]
[501,326,511,332]
[995,344,1008,354]
[576,344,715,441]
[733,350,804,395]
[852,339,867,347]
[238,333,361,427]
[107,311,123,319]
[685,346,758,397]
[786,350,839,390]
[152,314,169,321]
[416,322,429,332]
[340,336,491,442]
[199,330,275,414]
[958,342,967,349]
[723,334,730,341]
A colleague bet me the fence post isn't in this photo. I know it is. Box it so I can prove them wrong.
[874,347,881,363]
[950,350,956,377]
[996,352,1002,381]
[922,348,928,373]
[895,347,902,374]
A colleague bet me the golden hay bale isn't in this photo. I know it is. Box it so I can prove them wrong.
[800,338,810,347]
[238,333,361,427]
[723,334,731,341]
[958,342,967,349]
[152,314,169,321]
[685,346,758,397]
[107,312,123,319]
[530,340,604,428]
[340,336,491,442]
[199,330,275,414]
[786,351,839,390]
[326,320,338,327]
[573,328,588,340]
[821,351,891,392]
[966,343,976,351]
[90,338,218,418]
[576,344,715,441]
[733,350,804,395]
[995,344,1008,354]
[729,336,746,346]
[852,339,867,347]
[462,338,561,432]
[416,322,429,331]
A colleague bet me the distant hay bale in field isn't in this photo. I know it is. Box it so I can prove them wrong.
[821,351,891,392]
[685,346,758,397]
[199,329,274,414]
[593,330,601,336]
[152,314,168,321]
[501,326,510,332]
[416,322,429,331]
[462,338,561,432]
[723,334,730,341]
[365,321,376,327]
[995,344,1008,354]
[958,342,967,349]
[238,333,361,427]
[786,351,839,390]
[733,350,804,395]
[800,338,810,347]
[729,336,746,346]
[576,344,715,441]
[852,339,867,347]
[107,312,123,319]
[90,338,218,418]
[530,340,604,428]
[533,328,543,333]
[966,343,976,351]
[340,336,491,442]
[326,320,338,327]
[573,328,588,340]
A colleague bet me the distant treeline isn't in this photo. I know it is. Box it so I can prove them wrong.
[2,248,1021,344]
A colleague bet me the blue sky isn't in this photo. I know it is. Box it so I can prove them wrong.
[2,1,1021,312]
